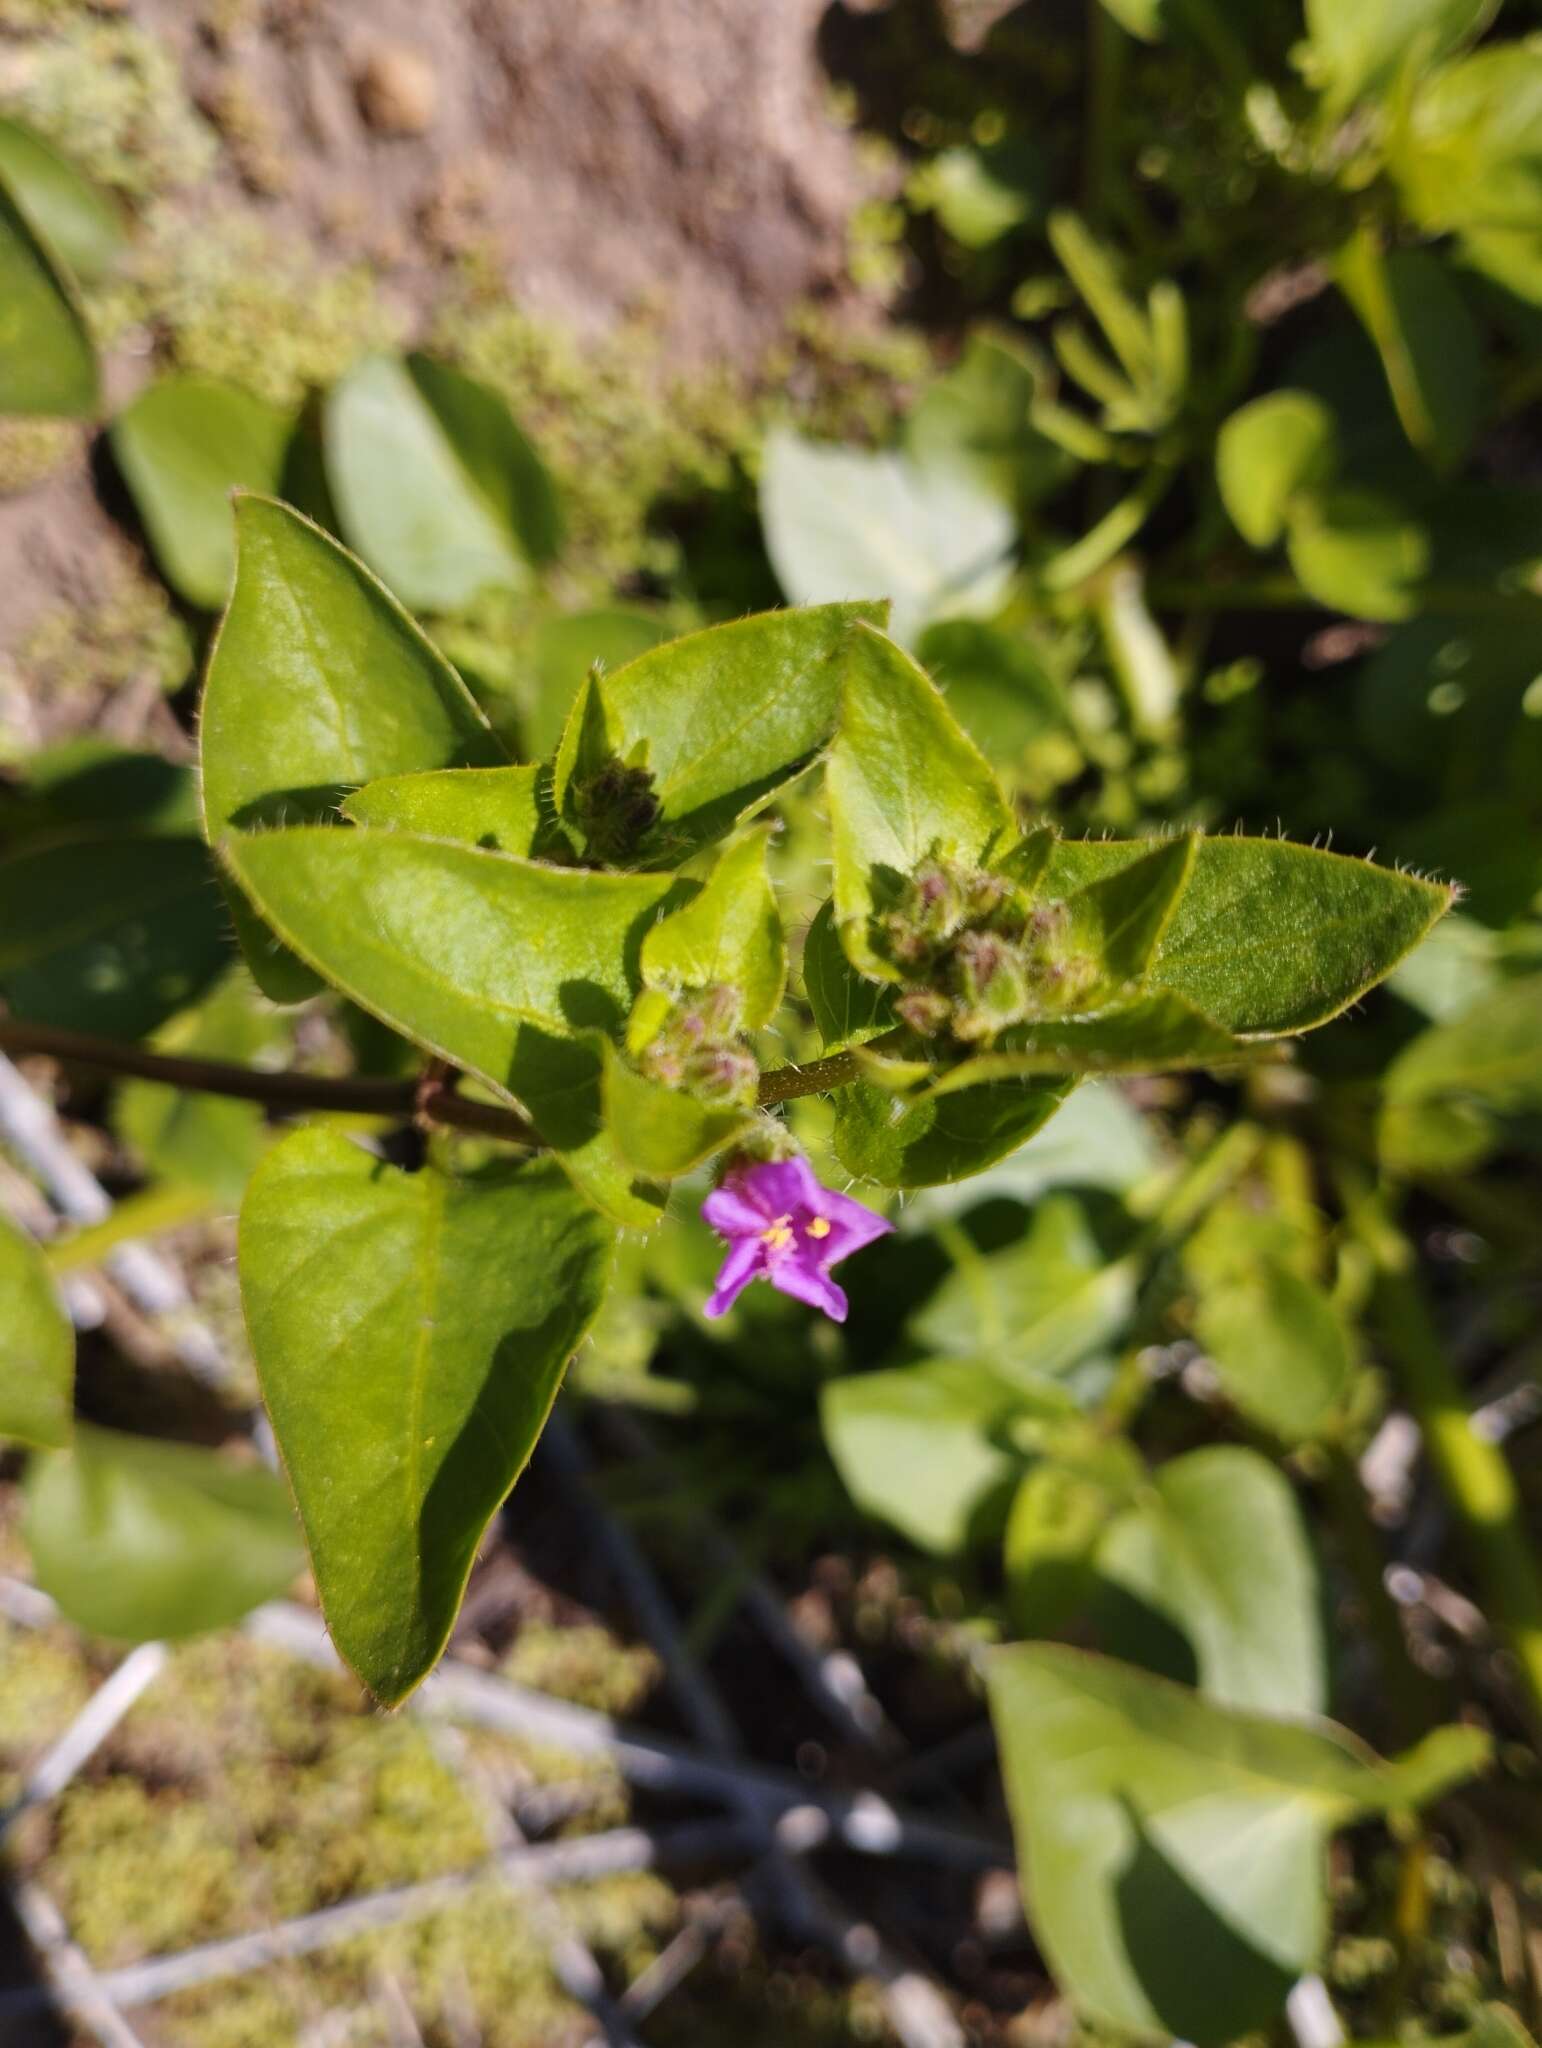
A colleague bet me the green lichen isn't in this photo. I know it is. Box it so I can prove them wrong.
[0,1619,93,1807]
[0,415,81,494]
[94,207,400,409]
[0,20,218,200]
[15,551,194,701]
[501,1619,661,1719]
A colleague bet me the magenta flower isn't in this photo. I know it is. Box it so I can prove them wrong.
[702,1156,893,1324]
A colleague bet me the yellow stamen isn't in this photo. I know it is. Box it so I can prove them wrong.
[761,1215,795,1251]
[805,1216,832,1240]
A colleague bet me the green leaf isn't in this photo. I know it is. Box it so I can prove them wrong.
[602,1040,753,1178]
[986,1643,1489,2044]
[904,330,1072,511]
[1040,834,1453,1036]
[828,622,1014,977]
[916,618,1071,769]
[0,1211,73,1449]
[1384,973,1542,1118]
[239,1126,612,1702]
[1336,239,1482,472]
[24,1424,303,1642]
[1216,391,1337,548]
[0,834,231,1040]
[1302,0,1495,117]
[343,764,554,858]
[926,993,1244,1083]
[1093,1446,1325,1713]
[802,898,898,1052]
[760,426,1015,648]
[522,608,670,760]
[912,143,1041,250]
[200,495,502,1000]
[1193,1257,1356,1444]
[910,1191,1135,1380]
[821,1357,1076,1556]
[0,116,122,284]
[555,601,885,863]
[1006,1432,1145,1635]
[324,353,556,611]
[834,1073,1072,1190]
[641,827,786,1030]
[110,378,294,610]
[0,173,97,417]
[1066,833,1198,991]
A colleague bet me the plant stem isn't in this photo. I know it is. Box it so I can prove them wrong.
[1366,1217,1542,1734]
[0,1018,863,1145]
[1083,3,1125,226]
[46,1182,217,1274]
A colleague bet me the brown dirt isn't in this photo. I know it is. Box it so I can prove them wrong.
[0,0,885,676]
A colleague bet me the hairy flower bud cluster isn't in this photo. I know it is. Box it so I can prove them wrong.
[637,983,759,1107]
[571,758,661,865]
[880,857,1098,1045]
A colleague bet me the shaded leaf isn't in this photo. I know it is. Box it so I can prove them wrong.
[0,174,97,417]
[111,377,293,610]
[1193,1257,1356,1444]
[24,1424,303,1641]
[1336,240,1483,472]
[834,1072,1072,1190]
[240,1127,612,1702]
[0,1211,73,1449]
[802,898,897,1052]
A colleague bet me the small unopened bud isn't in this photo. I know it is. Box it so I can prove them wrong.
[573,759,661,864]
[951,930,1032,1040]
[682,1045,759,1106]
[895,989,953,1038]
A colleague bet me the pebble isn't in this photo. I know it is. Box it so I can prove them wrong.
[354,43,438,138]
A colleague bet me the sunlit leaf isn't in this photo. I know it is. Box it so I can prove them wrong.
[0,1211,73,1449]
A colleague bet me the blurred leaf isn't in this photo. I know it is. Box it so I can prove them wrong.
[827,623,1013,978]
[1302,0,1496,117]
[111,378,293,609]
[1006,1433,1144,1634]
[1041,835,1453,1036]
[761,427,1014,648]
[0,116,122,284]
[1193,1256,1356,1444]
[822,1357,1076,1555]
[523,608,671,760]
[201,496,502,1001]
[24,1424,303,1641]
[1216,391,1337,548]
[986,1644,1490,2043]
[555,602,885,863]
[834,1071,1072,1190]
[3,744,200,847]
[911,1192,1134,1378]
[1381,975,1542,1175]
[1386,914,1500,1022]
[1336,239,1483,471]
[324,353,558,611]
[905,1081,1158,1222]
[343,764,554,858]
[0,1212,73,1449]
[642,828,786,1030]
[0,834,231,1040]
[240,1128,611,1703]
[1094,1446,1326,1711]
[917,618,1071,770]
[906,331,1073,512]
[914,141,1043,249]
[0,175,97,418]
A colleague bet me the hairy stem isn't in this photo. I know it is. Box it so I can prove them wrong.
[0,1018,862,1144]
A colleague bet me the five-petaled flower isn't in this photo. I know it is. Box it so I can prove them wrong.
[702,1156,892,1324]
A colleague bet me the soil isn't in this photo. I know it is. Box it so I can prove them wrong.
[0,0,887,682]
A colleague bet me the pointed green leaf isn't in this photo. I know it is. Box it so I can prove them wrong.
[821,1358,1076,1556]
[0,175,97,418]
[1216,391,1337,549]
[1286,486,1430,623]
[1093,1446,1325,1713]
[240,1127,613,1702]
[343,764,554,858]
[986,1644,1489,2044]
[1303,0,1495,116]
[0,834,231,1040]
[1193,1258,1356,1444]
[834,1073,1072,1190]
[1384,973,1542,1117]
[324,353,555,611]
[1066,834,1198,992]
[24,1424,303,1642]
[0,1212,73,1449]
[828,622,1014,978]
[761,427,1014,649]
[1041,835,1453,1036]
[641,827,787,1030]
[802,898,898,1051]
[0,117,123,285]
[556,601,885,863]
[602,1040,753,1178]
[110,378,293,610]
[201,496,503,999]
